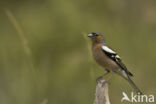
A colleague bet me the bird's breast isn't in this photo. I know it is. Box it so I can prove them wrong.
[92,44,119,70]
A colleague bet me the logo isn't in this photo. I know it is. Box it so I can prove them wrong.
[121,92,154,103]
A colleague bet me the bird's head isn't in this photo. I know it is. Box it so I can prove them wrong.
[88,32,105,44]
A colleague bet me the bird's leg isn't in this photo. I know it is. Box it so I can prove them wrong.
[101,72,114,86]
[104,69,110,76]
[96,69,110,82]
[106,73,113,82]
[105,71,115,82]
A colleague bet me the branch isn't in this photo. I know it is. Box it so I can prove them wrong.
[94,78,110,104]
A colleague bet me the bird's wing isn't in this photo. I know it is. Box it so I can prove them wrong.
[101,46,133,76]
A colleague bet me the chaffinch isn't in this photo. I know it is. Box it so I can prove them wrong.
[88,32,142,94]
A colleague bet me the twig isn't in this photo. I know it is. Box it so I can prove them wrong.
[94,78,110,104]
[5,9,31,56]
[40,99,48,104]
[5,9,35,70]
[5,9,37,82]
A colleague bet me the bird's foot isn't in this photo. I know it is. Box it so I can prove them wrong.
[96,76,104,83]
[96,76,110,87]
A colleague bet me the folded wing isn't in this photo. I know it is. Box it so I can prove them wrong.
[102,46,133,77]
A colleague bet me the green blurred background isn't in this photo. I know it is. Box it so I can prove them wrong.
[0,0,156,104]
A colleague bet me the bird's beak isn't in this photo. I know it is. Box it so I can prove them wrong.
[88,33,93,38]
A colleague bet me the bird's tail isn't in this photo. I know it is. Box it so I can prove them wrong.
[126,77,143,95]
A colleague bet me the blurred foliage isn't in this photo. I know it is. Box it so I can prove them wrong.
[0,0,156,104]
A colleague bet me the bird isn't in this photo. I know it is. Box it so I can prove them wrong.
[88,32,143,94]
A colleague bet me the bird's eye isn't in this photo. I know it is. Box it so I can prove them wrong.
[91,32,99,36]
